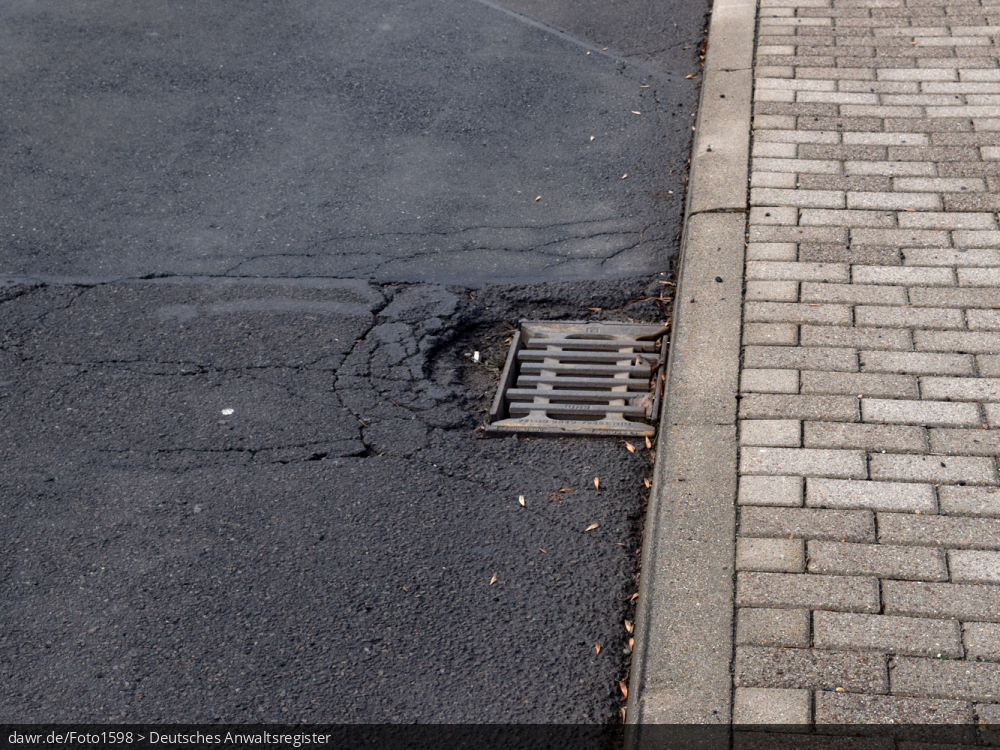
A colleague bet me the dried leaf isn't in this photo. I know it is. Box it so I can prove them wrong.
[559,488,574,493]
[685,73,697,79]
[588,307,602,312]
[621,173,628,179]
[619,681,628,699]
[518,495,525,507]
[645,436,652,449]
[594,477,600,490]
[643,478,651,489]
[639,84,650,88]
[625,620,634,634]
[490,573,498,585]
[629,592,639,602]
[619,707,627,722]
[534,196,541,202]
[585,523,599,532]
[595,642,601,654]
[629,637,635,651]
[625,442,636,453]
[631,111,641,115]
[590,135,595,141]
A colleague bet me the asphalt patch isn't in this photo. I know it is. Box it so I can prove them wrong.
[0,276,667,722]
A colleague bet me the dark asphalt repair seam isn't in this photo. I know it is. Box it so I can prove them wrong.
[0,274,671,722]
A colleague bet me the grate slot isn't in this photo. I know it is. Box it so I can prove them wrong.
[486,320,668,437]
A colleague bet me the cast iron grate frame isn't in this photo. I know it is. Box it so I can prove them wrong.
[486,320,668,437]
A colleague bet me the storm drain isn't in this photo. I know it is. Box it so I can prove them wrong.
[486,321,668,437]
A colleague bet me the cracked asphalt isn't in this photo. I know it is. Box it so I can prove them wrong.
[0,0,706,724]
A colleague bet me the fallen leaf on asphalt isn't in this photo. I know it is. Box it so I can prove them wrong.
[585,523,599,532]
[619,681,628,699]
[629,637,635,651]
[590,135,595,141]
[640,84,650,88]
[685,74,697,79]
[595,642,601,654]
[645,436,652,449]
[490,573,498,585]
[621,173,628,179]
[540,548,547,553]
[625,442,636,453]
[588,307,602,311]
[631,111,641,115]
[644,478,651,488]
[624,620,634,634]
[518,495,525,507]
[629,592,639,602]
[594,477,600,490]
[619,707,626,722]
[559,488,574,493]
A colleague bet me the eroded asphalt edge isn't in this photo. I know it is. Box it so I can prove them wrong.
[626,0,757,732]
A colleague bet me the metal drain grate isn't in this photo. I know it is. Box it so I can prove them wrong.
[486,321,668,437]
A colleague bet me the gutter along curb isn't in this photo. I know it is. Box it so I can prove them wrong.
[625,0,756,731]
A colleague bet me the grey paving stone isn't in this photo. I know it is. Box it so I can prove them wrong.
[856,305,965,329]
[847,191,943,211]
[883,580,1000,622]
[800,209,897,228]
[742,369,800,394]
[929,428,1000,457]
[749,225,849,244]
[909,287,1000,309]
[745,301,852,325]
[813,611,963,657]
[748,242,799,261]
[916,331,1000,354]
[800,244,902,265]
[800,371,918,398]
[735,646,889,693]
[803,422,927,452]
[862,398,981,428]
[949,550,1000,584]
[922,377,1000,402]
[744,323,800,346]
[967,309,1000,331]
[738,538,806,572]
[861,351,975,376]
[807,478,936,512]
[739,506,875,542]
[853,265,957,285]
[879,513,1000,550]
[962,267,1000,287]
[891,657,1000,702]
[904,248,1000,268]
[963,622,1000,661]
[747,262,851,283]
[736,571,880,612]
[814,691,973,725]
[801,325,912,350]
[807,540,948,580]
[741,447,867,478]
[799,175,892,192]
[870,453,997,484]
[741,420,802,447]
[739,475,805,507]
[851,229,952,248]
[736,608,811,648]
[733,687,811,724]
[800,282,908,304]
[939,486,1000,517]
[740,394,860,422]
[745,280,801,303]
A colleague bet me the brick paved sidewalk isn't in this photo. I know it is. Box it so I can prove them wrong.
[734,0,1000,725]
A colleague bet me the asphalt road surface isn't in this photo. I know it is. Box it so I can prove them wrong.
[0,0,706,724]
